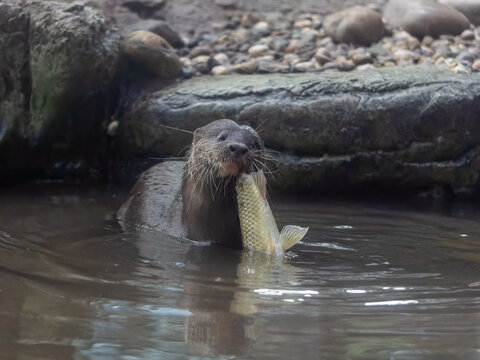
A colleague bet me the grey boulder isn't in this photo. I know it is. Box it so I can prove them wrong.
[384,0,470,38]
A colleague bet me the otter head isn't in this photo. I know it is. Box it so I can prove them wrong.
[186,119,264,181]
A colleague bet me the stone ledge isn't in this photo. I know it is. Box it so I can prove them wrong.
[117,66,480,195]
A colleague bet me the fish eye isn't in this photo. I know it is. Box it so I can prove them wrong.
[217,133,227,141]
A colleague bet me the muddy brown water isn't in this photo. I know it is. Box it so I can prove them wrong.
[1,184,480,360]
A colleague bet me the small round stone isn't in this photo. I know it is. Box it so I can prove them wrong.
[314,48,332,65]
[472,59,480,71]
[107,120,119,137]
[248,44,269,58]
[421,35,434,47]
[460,29,475,41]
[294,19,313,29]
[211,65,229,75]
[254,21,271,30]
[294,61,315,72]
[232,61,258,74]
[213,53,229,65]
[241,12,261,28]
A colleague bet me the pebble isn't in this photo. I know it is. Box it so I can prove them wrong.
[189,46,211,58]
[241,12,261,28]
[460,29,475,41]
[107,120,119,137]
[294,61,315,72]
[211,65,229,75]
[314,48,332,65]
[350,50,374,65]
[248,44,269,58]
[421,36,434,47]
[232,61,257,74]
[213,52,229,65]
[256,59,289,73]
[175,7,480,78]
[472,59,480,71]
[254,21,271,30]
[294,19,313,29]
[456,50,475,64]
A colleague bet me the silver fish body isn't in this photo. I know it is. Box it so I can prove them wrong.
[235,171,308,254]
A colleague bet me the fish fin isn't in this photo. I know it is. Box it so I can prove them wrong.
[279,225,309,251]
[251,170,267,200]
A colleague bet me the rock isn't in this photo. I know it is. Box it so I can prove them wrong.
[356,63,375,71]
[241,12,261,28]
[0,0,119,178]
[213,53,229,65]
[124,19,184,48]
[422,35,435,47]
[460,29,476,40]
[121,30,182,78]
[440,0,480,25]
[248,44,269,58]
[255,59,289,73]
[472,59,480,71]
[456,50,475,64]
[449,60,471,73]
[24,1,119,144]
[285,41,301,54]
[122,0,166,18]
[107,120,119,137]
[211,65,229,75]
[232,61,257,74]
[189,46,211,58]
[349,49,374,65]
[294,19,313,29]
[253,21,271,31]
[293,61,315,72]
[314,48,332,65]
[117,67,480,196]
[384,0,470,38]
[0,1,29,152]
[324,6,385,45]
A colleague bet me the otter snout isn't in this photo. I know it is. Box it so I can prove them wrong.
[228,143,249,158]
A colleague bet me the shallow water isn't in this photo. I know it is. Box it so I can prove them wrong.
[1,185,480,360]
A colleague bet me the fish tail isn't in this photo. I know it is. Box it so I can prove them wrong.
[279,225,309,251]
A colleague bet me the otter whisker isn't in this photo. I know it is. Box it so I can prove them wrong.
[158,124,194,134]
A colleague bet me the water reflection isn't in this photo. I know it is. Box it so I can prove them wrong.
[1,186,480,359]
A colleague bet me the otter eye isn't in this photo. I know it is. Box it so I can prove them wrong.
[217,134,226,142]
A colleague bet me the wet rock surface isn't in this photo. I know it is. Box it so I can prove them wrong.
[2,0,480,198]
[116,66,480,196]
[0,0,120,179]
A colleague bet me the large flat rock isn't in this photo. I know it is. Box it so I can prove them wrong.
[117,66,480,196]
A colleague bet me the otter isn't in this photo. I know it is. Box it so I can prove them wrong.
[117,119,265,249]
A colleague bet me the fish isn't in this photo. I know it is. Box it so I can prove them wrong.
[235,170,309,254]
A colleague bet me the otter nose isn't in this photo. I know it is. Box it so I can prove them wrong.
[229,143,248,157]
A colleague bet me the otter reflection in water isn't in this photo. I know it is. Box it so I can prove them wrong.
[117,119,266,248]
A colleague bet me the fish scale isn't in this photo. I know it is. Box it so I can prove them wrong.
[236,171,308,254]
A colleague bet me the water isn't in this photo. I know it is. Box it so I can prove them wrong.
[1,185,480,360]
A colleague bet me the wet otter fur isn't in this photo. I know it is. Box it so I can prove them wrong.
[117,119,265,248]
